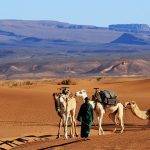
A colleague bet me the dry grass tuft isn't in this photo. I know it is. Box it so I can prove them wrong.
[57,79,76,85]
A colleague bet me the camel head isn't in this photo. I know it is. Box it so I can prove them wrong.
[53,92,67,113]
[53,93,62,111]
[59,87,70,95]
[75,89,88,100]
[124,101,136,109]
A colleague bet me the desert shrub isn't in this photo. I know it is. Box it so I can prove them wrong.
[25,81,33,86]
[9,82,18,87]
[58,79,76,85]
[96,77,102,81]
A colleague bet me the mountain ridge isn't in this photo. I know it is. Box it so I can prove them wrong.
[0,20,150,78]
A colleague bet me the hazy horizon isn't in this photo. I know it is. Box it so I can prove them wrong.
[0,19,149,28]
[0,0,150,27]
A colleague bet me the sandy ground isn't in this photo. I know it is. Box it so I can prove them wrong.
[0,77,150,150]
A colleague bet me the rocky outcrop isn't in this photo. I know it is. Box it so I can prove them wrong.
[87,59,150,76]
[109,24,150,33]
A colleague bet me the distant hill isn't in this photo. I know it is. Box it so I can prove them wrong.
[0,20,120,44]
[0,20,150,78]
[0,20,150,48]
[111,33,148,45]
[21,37,43,42]
[87,59,150,76]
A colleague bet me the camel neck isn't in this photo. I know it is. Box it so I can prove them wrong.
[131,105,147,120]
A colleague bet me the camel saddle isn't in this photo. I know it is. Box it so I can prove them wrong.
[92,90,118,106]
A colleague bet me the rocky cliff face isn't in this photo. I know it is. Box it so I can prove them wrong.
[87,59,150,76]
[109,24,150,33]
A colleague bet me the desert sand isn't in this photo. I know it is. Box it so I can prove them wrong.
[0,77,149,150]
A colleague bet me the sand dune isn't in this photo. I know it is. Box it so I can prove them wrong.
[0,77,149,149]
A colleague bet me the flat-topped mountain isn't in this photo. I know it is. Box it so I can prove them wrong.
[109,24,150,33]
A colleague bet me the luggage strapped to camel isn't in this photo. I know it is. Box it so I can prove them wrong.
[100,90,117,105]
[93,88,118,105]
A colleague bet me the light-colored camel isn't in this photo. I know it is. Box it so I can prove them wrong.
[53,92,78,139]
[125,101,150,120]
[75,89,124,134]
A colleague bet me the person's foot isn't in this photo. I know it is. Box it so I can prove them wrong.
[82,137,90,141]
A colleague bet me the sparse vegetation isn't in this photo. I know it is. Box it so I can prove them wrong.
[25,81,33,86]
[96,77,102,81]
[58,79,76,85]
[0,79,51,88]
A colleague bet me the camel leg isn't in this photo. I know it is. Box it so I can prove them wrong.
[69,110,74,138]
[109,112,118,133]
[70,108,78,137]
[71,109,78,137]
[118,106,124,134]
[71,109,78,138]
[72,110,79,137]
[69,117,73,138]
[71,116,75,138]
[114,115,119,125]
[64,113,69,139]
[74,120,78,137]
[120,118,124,133]
[118,116,124,133]
[57,118,62,139]
[114,115,119,133]
[98,111,104,135]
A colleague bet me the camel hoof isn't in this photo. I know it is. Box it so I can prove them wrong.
[64,136,68,139]
[120,131,124,134]
[56,136,60,139]
[98,132,104,135]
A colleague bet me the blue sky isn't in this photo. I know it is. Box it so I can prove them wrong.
[0,0,149,27]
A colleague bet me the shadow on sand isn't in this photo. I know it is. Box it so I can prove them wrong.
[92,123,150,132]
[38,139,88,150]
[38,124,150,150]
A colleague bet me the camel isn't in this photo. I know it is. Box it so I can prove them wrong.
[125,101,150,120]
[53,92,78,139]
[75,89,124,134]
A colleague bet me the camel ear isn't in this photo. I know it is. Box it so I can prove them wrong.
[125,102,130,106]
